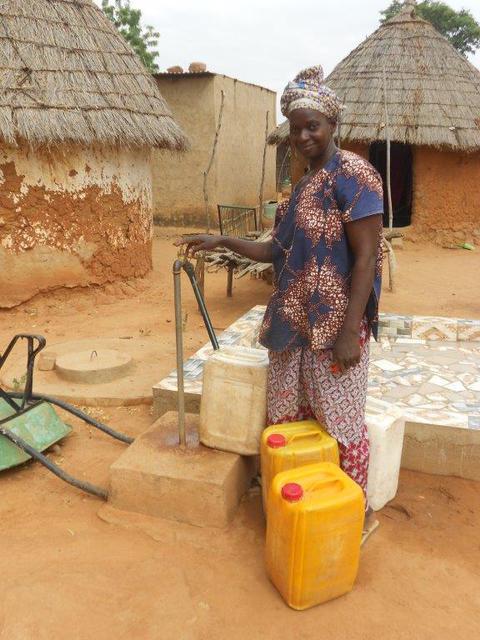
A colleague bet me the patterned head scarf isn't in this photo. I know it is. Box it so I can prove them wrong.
[280,65,343,121]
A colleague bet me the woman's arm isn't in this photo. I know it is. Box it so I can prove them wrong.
[175,234,273,263]
[332,215,382,373]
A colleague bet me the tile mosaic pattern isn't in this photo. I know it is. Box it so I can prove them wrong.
[411,317,458,342]
[368,337,480,430]
[377,314,480,343]
[457,319,480,342]
[153,308,480,432]
[378,314,412,339]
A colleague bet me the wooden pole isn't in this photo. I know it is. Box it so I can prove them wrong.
[336,92,346,150]
[276,144,290,193]
[203,90,225,234]
[382,65,394,232]
[382,65,397,292]
[258,110,270,230]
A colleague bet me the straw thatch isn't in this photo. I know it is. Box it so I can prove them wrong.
[0,0,188,149]
[268,0,480,151]
[267,120,289,146]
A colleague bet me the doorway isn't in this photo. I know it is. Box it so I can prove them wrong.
[369,142,413,228]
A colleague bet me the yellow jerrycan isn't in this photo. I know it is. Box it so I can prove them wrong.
[260,420,339,514]
[265,462,365,610]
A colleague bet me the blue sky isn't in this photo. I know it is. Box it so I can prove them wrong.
[95,0,480,118]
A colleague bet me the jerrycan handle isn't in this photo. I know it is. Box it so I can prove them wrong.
[288,430,325,444]
[309,477,344,494]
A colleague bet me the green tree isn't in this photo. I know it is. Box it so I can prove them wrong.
[102,0,160,72]
[381,1,480,55]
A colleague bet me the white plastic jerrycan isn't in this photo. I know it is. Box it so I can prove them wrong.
[366,397,405,511]
[200,346,269,455]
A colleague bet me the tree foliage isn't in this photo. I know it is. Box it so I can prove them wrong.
[381,1,480,55]
[102,0,160,72]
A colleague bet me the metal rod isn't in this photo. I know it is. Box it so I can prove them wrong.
[182,261,219,351]
[173,259,186,447]
[9,393,134,444]
[0,334,46,410]
[0,426,108,499]
[0,388,22,412]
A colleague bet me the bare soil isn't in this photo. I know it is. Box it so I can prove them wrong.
[0,231,479,640]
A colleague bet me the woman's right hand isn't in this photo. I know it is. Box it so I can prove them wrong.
[174,234,224,256]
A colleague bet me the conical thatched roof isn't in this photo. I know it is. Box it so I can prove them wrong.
[0,0,188,149]
[269,0,480,151]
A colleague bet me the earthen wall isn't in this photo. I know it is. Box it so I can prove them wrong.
[409,147,480,245]
[151,76,214,226]
[213,76,277,215]
[0,144,153,307]
[152,75,277,227]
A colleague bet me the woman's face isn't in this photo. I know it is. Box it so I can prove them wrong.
[289,109,336,160]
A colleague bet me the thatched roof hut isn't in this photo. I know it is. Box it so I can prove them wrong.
[0,0,187,150]
[0,0,188,307]
[269,0,480,244]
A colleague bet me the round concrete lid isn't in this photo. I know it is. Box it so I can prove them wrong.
[1,337,161,406]
[55,349,133,384]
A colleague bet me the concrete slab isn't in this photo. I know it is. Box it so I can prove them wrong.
[402,420,480,481]
[151,307,480,481]
[108,412,256,528]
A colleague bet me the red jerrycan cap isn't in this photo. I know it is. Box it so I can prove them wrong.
[267,433,287,449]
[281,483,304,502]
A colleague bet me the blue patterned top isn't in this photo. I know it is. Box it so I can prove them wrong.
[259,150,383,352]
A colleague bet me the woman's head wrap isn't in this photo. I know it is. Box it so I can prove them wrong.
[280,65,343,121]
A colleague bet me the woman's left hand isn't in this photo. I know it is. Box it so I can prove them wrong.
[332,329,361,375]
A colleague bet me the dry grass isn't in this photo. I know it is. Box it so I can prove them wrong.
[0,0,188,150]
[268,4,480,151]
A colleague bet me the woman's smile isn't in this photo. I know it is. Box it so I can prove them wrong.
[299,141,319,154]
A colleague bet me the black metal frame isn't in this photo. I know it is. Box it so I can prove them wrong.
[217,204,258,238]
[0,334,134,499]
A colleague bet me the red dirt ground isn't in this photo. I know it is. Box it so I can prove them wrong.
[0,232,479,640]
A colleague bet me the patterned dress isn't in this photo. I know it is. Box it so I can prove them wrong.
[259,150,383,499]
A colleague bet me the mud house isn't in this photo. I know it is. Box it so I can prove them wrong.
[152,70,277,227]
[0,0,187,308]
[269,0,480,245]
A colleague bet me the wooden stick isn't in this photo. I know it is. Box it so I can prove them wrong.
[382,65,394,232]
[382,237,396,293]
[258,110,270,229]
[203,90,225,233]
[226,263,234,297]
[337,92,346,150]
[276,144,290,193]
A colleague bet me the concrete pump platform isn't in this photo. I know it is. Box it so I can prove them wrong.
[108,412,256,528]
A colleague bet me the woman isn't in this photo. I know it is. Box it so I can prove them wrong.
[177,66,383,534]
